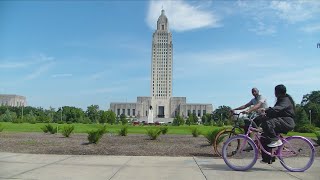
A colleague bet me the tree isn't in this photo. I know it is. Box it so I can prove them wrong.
[301,91,320,127]
[0,109,17,122]
[301,91,320,106]
[86,105,100,123]
[106,110,116,125]
[25,110,36,124]
[202,113,213,125]
[99,110,107,124]
[304,102,320,127]
[212,105,232,122]
[120,114,127,125]
[172,115,185,126]
[295,105,309,129]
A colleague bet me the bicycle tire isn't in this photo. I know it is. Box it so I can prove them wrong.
[278,136,315,172]
[222,135,258,171]
[214,129,236,157]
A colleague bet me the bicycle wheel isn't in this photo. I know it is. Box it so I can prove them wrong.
[278,136,315,172]
[222,135,258,171]
[214,130,235,157]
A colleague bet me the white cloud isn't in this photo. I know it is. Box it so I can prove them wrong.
[51,74,73,78]
[234,0,320,35]
[249,21,276,35]
[173,49,302,80]
[301,24,320,33]
[253,67,320,86]
[0,53,54,69]
[0,62,29,68]
[146,0,221,32]
[25,62,55,80]
[23,54,56,80]
[270,0,320,23]
[88,71,106,80]
[173,50,267,79]
[176,50,263,66]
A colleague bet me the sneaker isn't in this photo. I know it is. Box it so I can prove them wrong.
[260,160,271,164]
[267,139,283,148]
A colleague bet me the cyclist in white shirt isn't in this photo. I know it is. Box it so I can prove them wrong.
[232,88,268,132]
[232,87,268,114]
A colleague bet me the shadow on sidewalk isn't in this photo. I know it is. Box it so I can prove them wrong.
[200,164,274,172]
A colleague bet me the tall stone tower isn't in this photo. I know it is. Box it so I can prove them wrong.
[150,9,173,118]
[110,9,213,121]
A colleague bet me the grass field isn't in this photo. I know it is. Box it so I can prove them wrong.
[0,122,317,137]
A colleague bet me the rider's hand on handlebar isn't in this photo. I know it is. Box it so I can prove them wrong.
[241,110,249,114]
[257,108,266,116]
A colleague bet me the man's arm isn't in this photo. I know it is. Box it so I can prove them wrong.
[233,101,252,111]
[247,102,262,113]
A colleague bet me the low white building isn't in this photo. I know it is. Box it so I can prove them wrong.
[0,94,27,107]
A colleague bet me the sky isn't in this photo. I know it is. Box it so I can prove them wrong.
[0,0,319,111]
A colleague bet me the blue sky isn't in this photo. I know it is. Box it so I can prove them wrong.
[0,0,319,111]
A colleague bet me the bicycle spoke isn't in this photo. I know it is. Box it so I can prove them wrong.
[222,135,257,171]
[278,136,315,172]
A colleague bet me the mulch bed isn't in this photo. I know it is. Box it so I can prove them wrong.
[0,132,318,157]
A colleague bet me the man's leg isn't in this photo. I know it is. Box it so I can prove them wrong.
[265,118,292,147]
[260,118,278,163]
[260,135,273,164]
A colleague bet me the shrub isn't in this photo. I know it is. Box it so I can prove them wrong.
[160,126,168,135]
[295,124,316,133]
[41,125,49,133]
[314,131,320,146]
[146,128,161,140]
[61,125,75,137]
[190,127,201,137]
[172,115,185,126]
[12,118,23,124]
[203,128,225,145]
[88,130,104,144]
[0,124,4,132]
[216,120,224,127]
[118,126,128,136]
[41,124,57,134]
[87,125,107,144]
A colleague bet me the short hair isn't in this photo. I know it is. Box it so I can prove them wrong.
[252,87,259,93]
[275,84,286,95]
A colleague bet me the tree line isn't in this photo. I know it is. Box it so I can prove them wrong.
[0,105,118,124]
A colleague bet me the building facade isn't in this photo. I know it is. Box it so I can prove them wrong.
[110,10,213,121]
[0,94,27,107]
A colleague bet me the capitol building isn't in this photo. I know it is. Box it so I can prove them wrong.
[110,10,213,121]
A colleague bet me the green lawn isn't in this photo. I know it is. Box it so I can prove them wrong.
[0,122,317,138]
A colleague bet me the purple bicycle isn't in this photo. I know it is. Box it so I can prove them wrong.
[222,113,315,172]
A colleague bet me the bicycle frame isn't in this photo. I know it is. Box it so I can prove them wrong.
[223,112,315,172]
[242,113,314,159]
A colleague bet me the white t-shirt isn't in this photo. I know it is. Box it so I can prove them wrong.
[250,95,268,109]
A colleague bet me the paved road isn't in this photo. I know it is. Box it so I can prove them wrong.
[0,152,319,180]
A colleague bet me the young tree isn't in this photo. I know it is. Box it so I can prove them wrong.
[120,114,127,125]
[86,105,100,123]
[295,105,309,129]
[172,115,185,126]
[0,109,17,122]
[106,110,116,125]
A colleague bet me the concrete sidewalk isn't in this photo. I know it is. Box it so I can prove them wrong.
[0,152,319,180]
